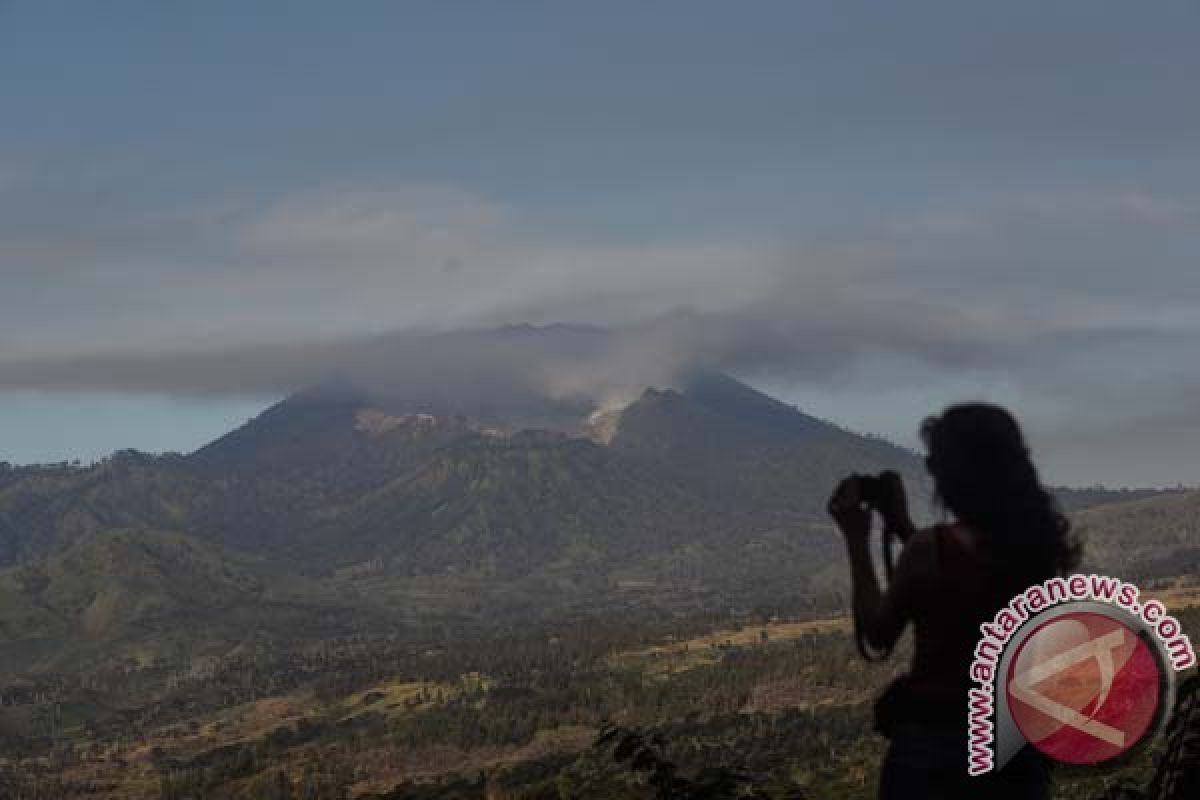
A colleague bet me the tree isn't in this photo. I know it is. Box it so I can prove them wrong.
[243,769,294,800]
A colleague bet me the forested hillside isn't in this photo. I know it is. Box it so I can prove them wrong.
[0,375,1195,799]
[0,374,929,669]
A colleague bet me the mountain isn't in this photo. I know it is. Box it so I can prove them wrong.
[1072,489,1200,582]
[0,364,1191,673]
[607,373,930,521]
[0,372,930,667]
[0,527,377,673]
[1052,485,1190,513]
[3,373,927,566]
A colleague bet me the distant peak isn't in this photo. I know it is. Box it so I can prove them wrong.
[635,387,686,405]
[354,409,441,436]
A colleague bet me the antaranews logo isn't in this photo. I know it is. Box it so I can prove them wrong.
[966,574,1195,776]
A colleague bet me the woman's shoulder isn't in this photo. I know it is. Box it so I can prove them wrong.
[903,524,980,577]
[912,522,977,548]
[895,528,942,582]
[905,524,955,553]
[917,523,994,579]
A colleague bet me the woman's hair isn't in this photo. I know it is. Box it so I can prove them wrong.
[921,403,1078,588]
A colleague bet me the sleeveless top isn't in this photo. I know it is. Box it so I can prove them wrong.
[905,524,1009,720]
[876,524,1054,791]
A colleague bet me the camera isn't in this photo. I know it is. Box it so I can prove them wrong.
[855,472,890,510]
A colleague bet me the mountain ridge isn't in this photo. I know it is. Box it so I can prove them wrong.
[0,371,1193,673]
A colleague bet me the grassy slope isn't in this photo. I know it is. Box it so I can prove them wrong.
[0,529,369,673]
[1073,489,1200,582]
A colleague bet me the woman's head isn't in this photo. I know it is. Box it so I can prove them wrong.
[921,403,1077,582]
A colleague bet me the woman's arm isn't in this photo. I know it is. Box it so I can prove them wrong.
[844,531,896,652]
[878,470,918,543]
[828,477,930,654]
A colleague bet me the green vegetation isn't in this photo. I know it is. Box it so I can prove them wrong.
[0,376,1196,798]
[0,377,932,666]
[1,605,1193,798]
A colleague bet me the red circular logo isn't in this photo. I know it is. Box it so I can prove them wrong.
[1006,611,1162,764]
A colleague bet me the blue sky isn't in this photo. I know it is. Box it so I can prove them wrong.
[2,2,1200,485]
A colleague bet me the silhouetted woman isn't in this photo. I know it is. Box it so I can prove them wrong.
[827,403,1078,800]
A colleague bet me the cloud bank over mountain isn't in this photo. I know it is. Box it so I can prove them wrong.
[2,1,1199,485]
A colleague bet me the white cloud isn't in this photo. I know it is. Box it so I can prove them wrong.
[1,181,1199,484]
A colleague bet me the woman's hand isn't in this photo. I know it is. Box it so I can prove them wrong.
[827,476,871,543]
[876,470,915,541]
